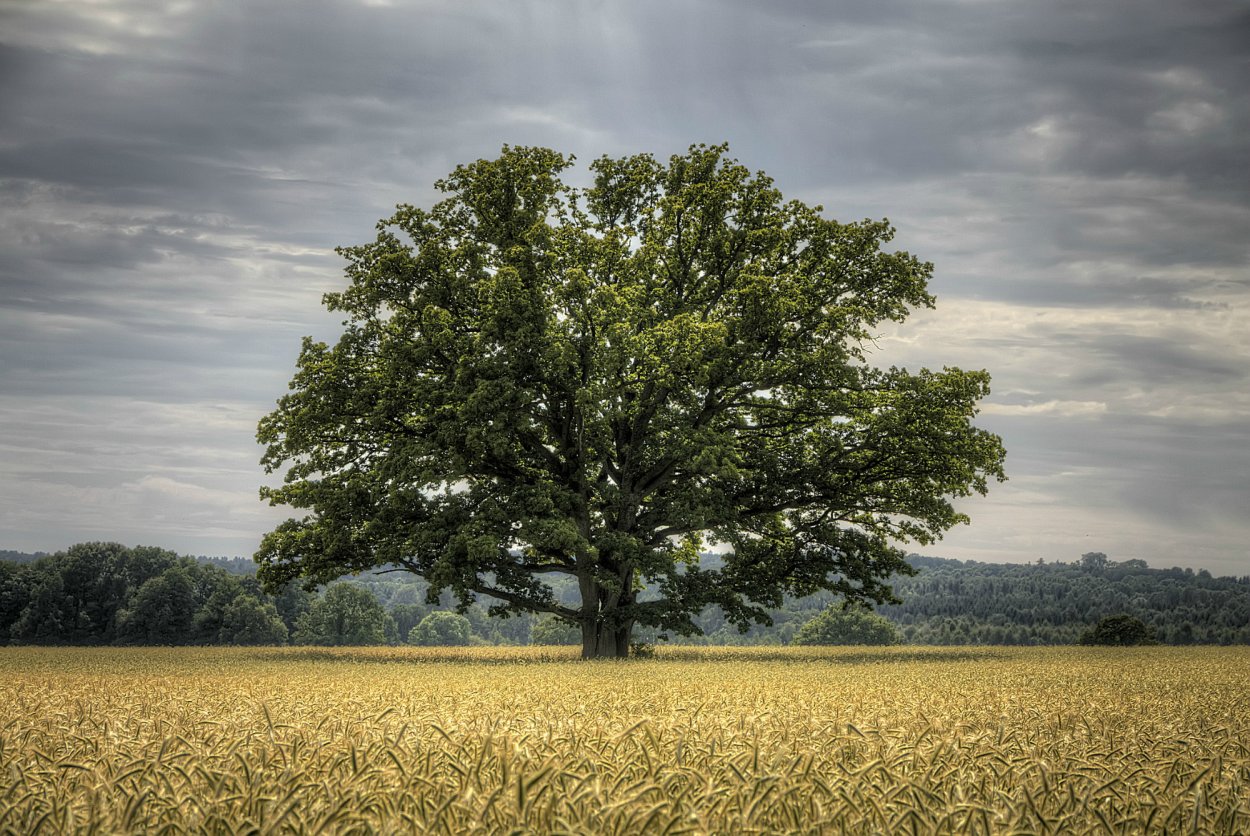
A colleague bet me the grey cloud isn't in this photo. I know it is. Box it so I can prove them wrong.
[1070,332,1246,389]
[751,2,1250,198]
[0,311,297,402]
[992,276,1232,311]
[982,316,1248,407]
[1006,410,1250,530]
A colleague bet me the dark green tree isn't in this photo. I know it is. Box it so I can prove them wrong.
[115,566,198,644]
[389,602,428,642]
[292,583,394,646]
[219,595,289,645]
[792,604,901,646]
[54,543,133,643]
[1078,614,1157,646]
[256,144,1006,658]
[9,565,66,644]
[188,565,251,643]
[0,562,31,642]
[270,581,316,634]
[1080,552,1109,573]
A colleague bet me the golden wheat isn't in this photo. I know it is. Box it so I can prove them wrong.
[0,645,1247,834]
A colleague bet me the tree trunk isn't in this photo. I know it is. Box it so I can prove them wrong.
[615,619,634,658]
[579,618,634,659]
[577,572,635,659]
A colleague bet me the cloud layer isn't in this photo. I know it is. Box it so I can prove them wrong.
[2,1,1247,574]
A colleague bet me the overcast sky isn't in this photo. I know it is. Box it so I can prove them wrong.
[2,0,1247,575]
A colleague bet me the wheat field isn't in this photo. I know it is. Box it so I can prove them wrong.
[1,645,1247,834]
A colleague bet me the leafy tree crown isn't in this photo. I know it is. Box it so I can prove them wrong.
[257,144,1006,647]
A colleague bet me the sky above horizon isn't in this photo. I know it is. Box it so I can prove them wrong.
[2,1,1247,575]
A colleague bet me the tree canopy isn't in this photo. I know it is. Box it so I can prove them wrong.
[256,144,1006,658]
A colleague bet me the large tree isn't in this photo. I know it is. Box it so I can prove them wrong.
[256,144,1006,658]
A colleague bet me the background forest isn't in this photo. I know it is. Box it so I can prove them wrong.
[2,545,1247,647]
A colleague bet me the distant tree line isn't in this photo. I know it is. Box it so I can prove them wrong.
[0,543,303,646]
[1,545,1246,646]
[0,543,537,648]
[683,552,1250,646]
[0,549,48,565]
[880,553,1249,646]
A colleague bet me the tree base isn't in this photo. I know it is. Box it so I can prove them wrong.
[581,624,633,659]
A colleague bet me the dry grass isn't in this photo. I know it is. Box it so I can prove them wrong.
[1,645,1247,833]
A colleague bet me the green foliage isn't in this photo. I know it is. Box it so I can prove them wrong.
[0,544,362,648]
[0,562,29,640]
[1079,614,1157,646]
[529,615,581,646]
[629,641,656,658]
[293,583,394,646]
[219,596,289,645]
[408,611,472,646]
[116,566,198,645]
[256,143,1006,657]
[0,549,47,564]
[1,546,1244,647]
[3,543,183,645]
[389,603,428,643]
[270,581,315,634]
[1080,552,1109,573]
[188,566,257,643]
[792,605,901,646]
[0,544,291,646]
[875,556,1248,646]
[9,566,66,644]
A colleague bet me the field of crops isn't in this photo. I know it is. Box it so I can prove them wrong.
[1,645,1247,833]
